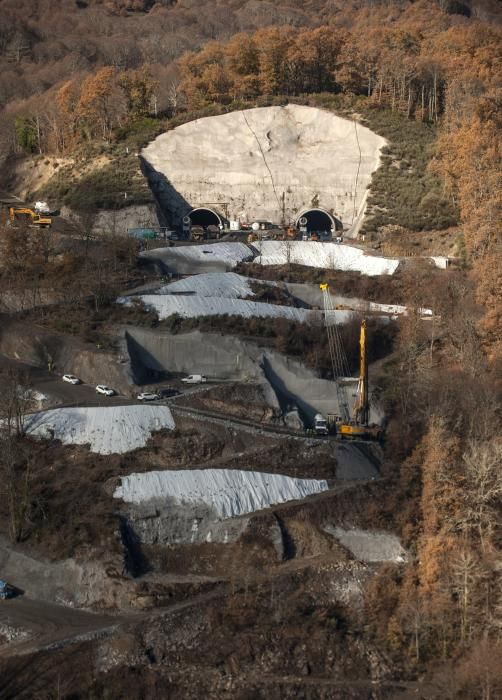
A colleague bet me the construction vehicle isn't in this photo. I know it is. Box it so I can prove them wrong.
[191,224,221,242]
[314,413,329,435]
[320,283,382,441]
[0,580,15,600]
[9,207,51,228]
[191,225,205,241]
[338,320,382,440]
[283,226,297,240]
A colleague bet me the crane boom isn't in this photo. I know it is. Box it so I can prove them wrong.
[320,283,350,421]
[320,284,381,441]
[354,320,369,425]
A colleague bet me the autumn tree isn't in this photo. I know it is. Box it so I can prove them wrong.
[77,66,125,140]
[118,67,158,118]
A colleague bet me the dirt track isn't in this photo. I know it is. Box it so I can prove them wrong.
[0,598,122,658]
[0,587,227,660]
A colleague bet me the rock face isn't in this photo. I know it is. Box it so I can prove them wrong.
[141,105,386,230]
[60,203,160,236]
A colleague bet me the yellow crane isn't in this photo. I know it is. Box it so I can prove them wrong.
[338,320,382,440]
[320,283,381,441]
[9,207,52,228]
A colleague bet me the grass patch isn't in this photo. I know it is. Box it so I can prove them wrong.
[292,94,460,234]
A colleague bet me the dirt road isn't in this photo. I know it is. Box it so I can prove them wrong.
[0,587,226,660]
[0,598,121,658]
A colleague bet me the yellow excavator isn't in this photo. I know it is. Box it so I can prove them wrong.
[320,283,382,441]
[9,207,52,228]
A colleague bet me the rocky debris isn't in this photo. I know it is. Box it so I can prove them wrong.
[325,526,407,562]
[0,623,29,644]
[0,535,130,609]
[283,408,303,430]
[122,499,251,546]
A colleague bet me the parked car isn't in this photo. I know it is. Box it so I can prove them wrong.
[181,374,207,384]
[62,374,81,385]
[0,580,15,600]
[137,391,159,402]
[158,387,181,398]
[96,384,115,396]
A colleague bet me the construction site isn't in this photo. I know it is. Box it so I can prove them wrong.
[0,105,464,697]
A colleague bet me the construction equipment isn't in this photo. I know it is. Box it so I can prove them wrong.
[9,207,51,228]
[320,283,382,441]
[283,226,297,240]
[191,225,205,241]
[0,580,15,600]
[338,320,382,441]
[314,413,329,435]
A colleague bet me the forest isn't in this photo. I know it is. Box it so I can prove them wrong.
[0,0,500,696]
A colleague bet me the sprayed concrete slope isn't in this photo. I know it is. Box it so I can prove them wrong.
[285,282,433,315]
[158,271,274,298]
[140,242,252,274]
[125,294,352,325]
[24,405,175,454]
[140,241,399,277]
[125,328,382,427]
[114,468,328,519]
[141,105,386,229]
[256,241,400,276]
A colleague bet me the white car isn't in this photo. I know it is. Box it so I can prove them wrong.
[96,385,115,396]
[62,374,81,385]
[137,392,159,402]
[181,374,207,384]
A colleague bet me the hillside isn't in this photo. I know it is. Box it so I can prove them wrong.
[0,1,500,698]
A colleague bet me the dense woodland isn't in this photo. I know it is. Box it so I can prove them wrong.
[0,0,500,696]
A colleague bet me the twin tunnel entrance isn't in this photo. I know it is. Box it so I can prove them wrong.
[183,207,341,233]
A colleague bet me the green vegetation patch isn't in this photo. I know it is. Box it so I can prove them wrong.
[39,156,153,213]
[294,94,460,234]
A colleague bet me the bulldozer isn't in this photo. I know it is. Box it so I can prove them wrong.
[9,207,52,228]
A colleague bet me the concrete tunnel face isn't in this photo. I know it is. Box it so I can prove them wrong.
[189,207,223,229]
[141,105,387,230]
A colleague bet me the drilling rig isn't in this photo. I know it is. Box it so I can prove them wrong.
[320,283,382,441]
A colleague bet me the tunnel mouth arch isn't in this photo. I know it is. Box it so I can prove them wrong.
[295,208,341,233]
[189,207,223,229]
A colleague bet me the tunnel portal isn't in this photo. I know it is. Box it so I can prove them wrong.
[296,208,341,234]
[189,207,223,229]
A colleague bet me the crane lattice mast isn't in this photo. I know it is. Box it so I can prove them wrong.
[320,283,351,421]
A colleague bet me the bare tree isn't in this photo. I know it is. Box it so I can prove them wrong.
[0,368,36,541]
[461,438,502,551]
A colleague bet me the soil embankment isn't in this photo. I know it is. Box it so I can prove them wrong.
[0,319,133,395]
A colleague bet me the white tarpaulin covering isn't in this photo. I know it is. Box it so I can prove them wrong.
[24,405,175,454]
[256,241,400,276]
[114,468,328,519]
